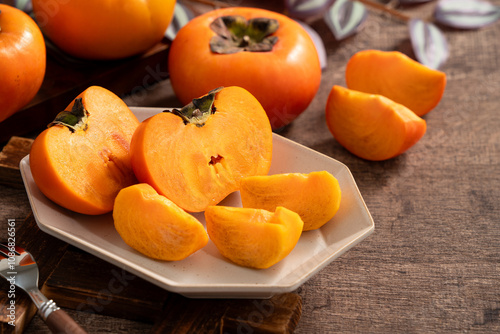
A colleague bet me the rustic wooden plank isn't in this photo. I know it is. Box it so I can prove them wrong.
[41,247,169,323]
[220,293,302,334]
[0,214,68,333]
[0,137,33,188]
[150,293,302,334]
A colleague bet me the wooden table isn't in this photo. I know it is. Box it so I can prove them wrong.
[1,1,500,333]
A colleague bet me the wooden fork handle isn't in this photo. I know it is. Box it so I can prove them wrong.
[46,308,88,334]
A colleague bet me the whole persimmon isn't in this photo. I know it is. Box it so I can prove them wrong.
[31,0,175,60]
[130,86,273,213]
[0,4,46,123]
[30,86,140,215]
[168,7,321,130]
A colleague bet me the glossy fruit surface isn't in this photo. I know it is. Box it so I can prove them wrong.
[346,49,446,116]
[0,4,46,122]
[325,85,427,161]
[205,206,303,269]
[31,0,176,60]
[168,7,321,129]
[240,171,341,231]
[30,86,140,215]
[113,183,208,261]
[130,86,273,212]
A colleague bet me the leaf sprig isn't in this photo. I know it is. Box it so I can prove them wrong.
[285,0,500,69]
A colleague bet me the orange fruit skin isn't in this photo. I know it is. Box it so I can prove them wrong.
[0,4,46,122]
[113,183,208,261]
[130,86,273,213]
[31,0,175,60]
[205,206,303,269]
[325,85,427,161]
[168,7,321,130]
[30,86,140,215]
[346,50,446,116]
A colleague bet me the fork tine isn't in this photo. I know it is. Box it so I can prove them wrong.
[0,248,8,259]
[0,242,23,255]
[0,243,37,268]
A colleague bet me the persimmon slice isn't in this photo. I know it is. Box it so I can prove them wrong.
[345,50,446,116]
[113,183,208,261]
[325,85,427,161]
[205,206,303,269]
[240,171,341,231]
[30,86,140,215]
[130,86,273,212]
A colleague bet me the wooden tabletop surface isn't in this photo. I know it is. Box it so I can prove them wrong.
[1,1,499,333]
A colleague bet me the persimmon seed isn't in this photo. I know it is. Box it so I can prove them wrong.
[209,155,224,166]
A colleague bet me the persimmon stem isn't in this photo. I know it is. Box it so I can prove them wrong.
[49,98,89,132]
[170,87,223,127]
[210,16,279,54]
[187,0,411,22]
[354,0,411,22]
[185,0,231,8]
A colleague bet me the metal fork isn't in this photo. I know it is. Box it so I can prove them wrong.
[0,243,87,333]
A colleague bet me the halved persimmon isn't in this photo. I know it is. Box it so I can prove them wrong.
[345,50,446,116]
[130,86,273,212]
[205,206,303,269]
[240,171,341,231]
[113,183,208,261]
[325,85,426,161]
[30,86,140,215]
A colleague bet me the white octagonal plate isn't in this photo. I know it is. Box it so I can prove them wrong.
[20,107,374,299]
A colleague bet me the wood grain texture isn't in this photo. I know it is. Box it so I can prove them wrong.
[0,137,33,188]
[40,247,170,324]
[151,293,301,334]
[1,0,499,333]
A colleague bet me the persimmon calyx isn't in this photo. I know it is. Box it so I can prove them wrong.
[210,15,279,54]
[170,87,222,127]
[49,98,89,132]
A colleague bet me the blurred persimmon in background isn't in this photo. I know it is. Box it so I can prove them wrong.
[0,4,46,123]
[31,0,176,60]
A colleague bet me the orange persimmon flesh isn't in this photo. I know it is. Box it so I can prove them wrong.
[205,206,303,269]
[113,183,208,261]
[325,85,426,161]
[30,86,140,215]
[240,171,341,231]
[130,86,273,212]
[345,49,446,116]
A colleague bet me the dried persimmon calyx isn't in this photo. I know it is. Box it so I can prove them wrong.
[210,15,279,54]
[170,87,222,127]
[49,98,89,132]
